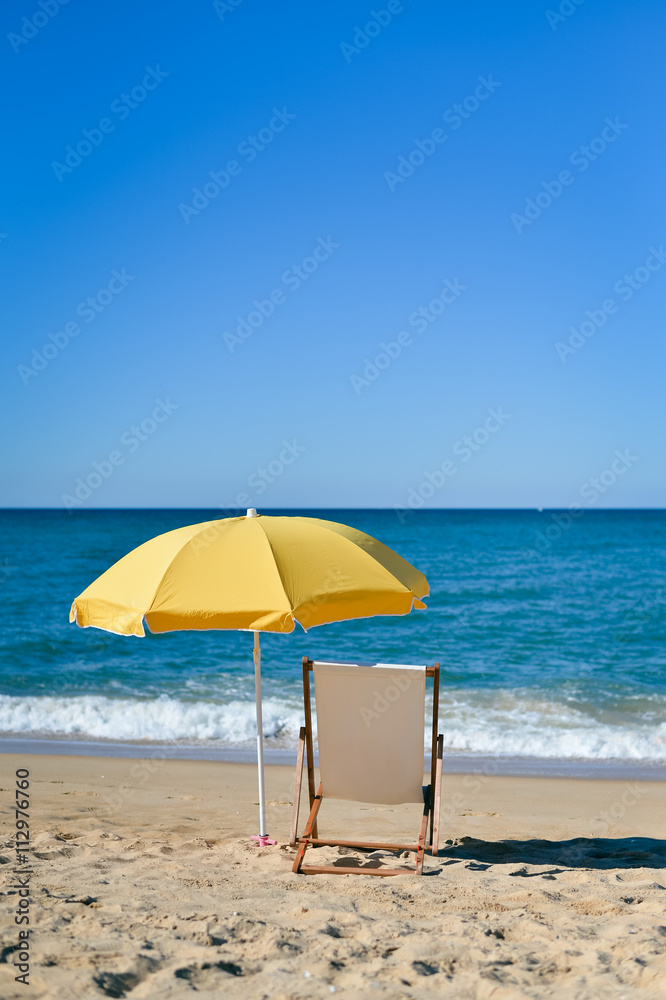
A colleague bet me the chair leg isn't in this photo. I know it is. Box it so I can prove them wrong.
[293,783,323,874]
[431,734,443,856]
[290,727,306,848]
[302,661,319,840]
[429,663,440,844]
[416,785,430,876]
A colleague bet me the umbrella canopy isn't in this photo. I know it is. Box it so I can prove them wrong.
[70,511,429,841]
[69,513,428,635]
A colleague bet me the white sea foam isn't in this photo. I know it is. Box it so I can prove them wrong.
[0,694,302,745]
[0,691,664,760]
[439,688,666,760]
[438,704,666,760]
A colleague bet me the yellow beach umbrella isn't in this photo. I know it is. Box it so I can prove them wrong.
[70,510,429,841]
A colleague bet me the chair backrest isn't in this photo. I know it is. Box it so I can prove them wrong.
[311,661,427,805]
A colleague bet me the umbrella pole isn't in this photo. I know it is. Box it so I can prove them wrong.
[250,631,276,847]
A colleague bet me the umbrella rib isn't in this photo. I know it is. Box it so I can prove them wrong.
[143,519,219,623]
[307,519,423,596]
[255,519,296,622]
[281,517,426,630]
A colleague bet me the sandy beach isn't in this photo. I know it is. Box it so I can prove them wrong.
[1,752,664,999]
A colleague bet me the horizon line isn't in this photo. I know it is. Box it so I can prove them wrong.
[1,507,665,513]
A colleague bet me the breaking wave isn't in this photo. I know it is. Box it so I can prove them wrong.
[1,690,665,761]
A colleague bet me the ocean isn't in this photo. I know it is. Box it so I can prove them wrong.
[1,509,665,770]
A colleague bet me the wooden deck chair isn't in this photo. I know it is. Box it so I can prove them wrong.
[291,657,443,876]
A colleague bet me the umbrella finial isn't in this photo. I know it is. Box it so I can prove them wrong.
[246,508,258,518]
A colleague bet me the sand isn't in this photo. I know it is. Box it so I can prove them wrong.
[1,752,665,999]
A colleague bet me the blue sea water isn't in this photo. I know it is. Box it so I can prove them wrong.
[1,509,665,763]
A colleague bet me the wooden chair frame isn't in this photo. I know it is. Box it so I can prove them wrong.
[291,657,443,876]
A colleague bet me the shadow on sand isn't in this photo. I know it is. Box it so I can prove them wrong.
[436,836,666,871]
[304,838,666,875]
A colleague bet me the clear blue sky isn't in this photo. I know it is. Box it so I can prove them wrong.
[2,0,664,509]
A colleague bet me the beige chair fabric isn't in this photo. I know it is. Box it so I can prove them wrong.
[312,661,426,805]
